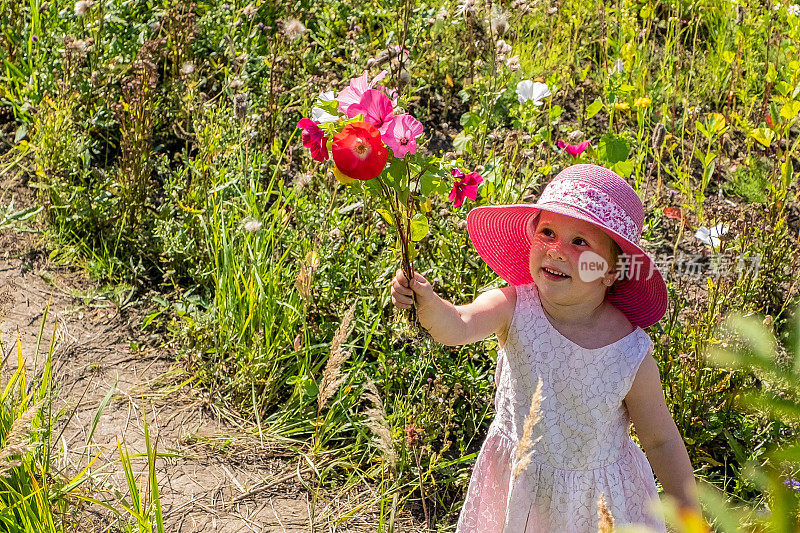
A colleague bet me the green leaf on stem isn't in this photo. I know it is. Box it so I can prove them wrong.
[377,209,396,227]
[611,159,634,178]
[410,213,429,242]
[586,98,604,120]
[453,132,474,155]
[420,171,448,196]
[779,100,800,120]
[782,158,794,189]
[750,127,775,148]
[597,133,630,164]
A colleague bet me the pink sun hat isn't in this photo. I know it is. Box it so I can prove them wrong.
[466,164,668,328]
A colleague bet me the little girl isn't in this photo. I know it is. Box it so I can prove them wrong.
[391,164,698,532]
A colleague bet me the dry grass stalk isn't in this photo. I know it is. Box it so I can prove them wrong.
[363,380,396,469]
[0,402,40,476]
[317,301,357,412]
[512,376,543,479]
[597,492,615,533]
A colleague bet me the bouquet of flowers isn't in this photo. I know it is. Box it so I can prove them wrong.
[297,69,483,288]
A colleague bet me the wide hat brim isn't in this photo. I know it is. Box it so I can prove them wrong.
[466,204,668,329]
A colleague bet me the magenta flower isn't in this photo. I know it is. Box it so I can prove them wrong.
[448,168,483,208]
[557,140,591,158]
[297,118,328,161]
[383,114,423,158]
[346,89,395,132]
[337,70,388,114]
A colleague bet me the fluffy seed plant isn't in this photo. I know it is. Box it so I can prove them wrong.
[597,493,614,533]
[315,301,358,449]
[513,377,543,480]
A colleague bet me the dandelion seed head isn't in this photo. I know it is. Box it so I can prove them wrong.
[74,0,93,17]
[283,18,306,40]
[243,218,262,233]
[491,11,509,35]
[180,62,195,75]
[242,4,257,17]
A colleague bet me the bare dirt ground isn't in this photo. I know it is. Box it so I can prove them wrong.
[0,189,412,531]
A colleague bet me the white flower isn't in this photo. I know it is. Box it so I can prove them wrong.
[243,218,262,233]
[317,91,335,102]
[242,4,257,17]
[516,80,551,106]
[180,62,195,75]
[788,3,800,15]
[506,55,520,71]
[311,106,338,123]
[611,58,625,75]
[694,223,729,248]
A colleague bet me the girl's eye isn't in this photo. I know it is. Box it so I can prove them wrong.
[573,237,588,246]
[541,228,555,237]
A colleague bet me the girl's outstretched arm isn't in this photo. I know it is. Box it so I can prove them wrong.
[625,350,701,515]
[390,269,515,346]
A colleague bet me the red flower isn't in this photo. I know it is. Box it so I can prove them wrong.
[557,140,591,158]
[331,122,388,181]
[448,168,483,208]
[297,118,328,161]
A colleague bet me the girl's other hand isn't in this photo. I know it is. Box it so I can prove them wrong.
[391,269,434,309]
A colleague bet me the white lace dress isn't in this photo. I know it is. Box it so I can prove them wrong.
[456,284,667,533]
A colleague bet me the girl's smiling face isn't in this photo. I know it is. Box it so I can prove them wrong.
[528,211,619,304]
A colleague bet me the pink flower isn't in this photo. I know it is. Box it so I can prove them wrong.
[557,140,591,158]
[448,168,483,208]
[297,118,328,161]
[383,114,423,158]
[346,89,395,132]
[337,70,388,114]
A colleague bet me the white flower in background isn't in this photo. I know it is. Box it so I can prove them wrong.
[243,218,262,233]
[610,58,625,75]
[180,62,195,75]
[312,91,340,122]
[506,55,520,71]
[311,106,338,123]
[74,0,93,16]
[788,4,800,15]
[496,39,512,55]
[242,4,257,17]
[516,80,551,106]
[694,223,729,248]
